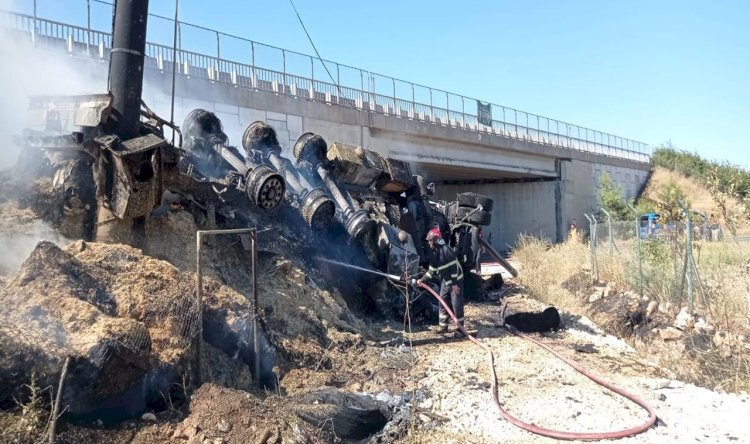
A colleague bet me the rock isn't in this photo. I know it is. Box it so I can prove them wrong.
[694,317,715,334]
[589,290,603,303]
[674,308,695,331]
[141,412,157,422]
[171,424,199,440]
[217,418,231,433]
[645,300,659,319]
[418,413,432,423]
[574,343,598,353]
[659,327,684,341]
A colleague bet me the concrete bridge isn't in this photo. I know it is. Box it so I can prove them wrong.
[1,9,651,250]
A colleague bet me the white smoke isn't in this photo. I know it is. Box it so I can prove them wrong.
[0,221,68,276]
[0,0,92,273]
[0,4,105,168]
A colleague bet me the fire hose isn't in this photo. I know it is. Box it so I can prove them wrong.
[417,281,657,441]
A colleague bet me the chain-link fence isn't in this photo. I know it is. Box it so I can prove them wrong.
[582,207,742,316]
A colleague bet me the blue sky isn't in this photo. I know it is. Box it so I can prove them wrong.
[14,0,750,167]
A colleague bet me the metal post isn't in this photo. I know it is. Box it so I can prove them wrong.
[411,83,415,117]
[525,113,529,137]
[592,215,599,281]
[684,206,694,313]
[282,49,286,93]
[627,203,644,298]
[392,78,396,111]
[536,115,540,141]
[429,89,433,120]
[250,41,256,88]
[601,207,614,255]
[169,0,180,145]
[360,70,364,106]
[32,0,37,45]
[461,96,465,126]
[195,231,203,386]
[86,0,91,55]
[214,31,220,80]
[446,91,450,122]
[584,214,597,283]
[252,230,260,387]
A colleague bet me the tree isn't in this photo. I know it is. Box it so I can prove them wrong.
[598,172,630,220]
[656,179,688,223]
[706,167,742,236]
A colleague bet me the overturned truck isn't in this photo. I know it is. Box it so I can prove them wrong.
[14,0,515,320]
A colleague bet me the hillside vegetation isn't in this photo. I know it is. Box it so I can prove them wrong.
[651,145,750,223]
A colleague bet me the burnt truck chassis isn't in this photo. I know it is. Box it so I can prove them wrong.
[18,99,511,318]
[14,0,514,321]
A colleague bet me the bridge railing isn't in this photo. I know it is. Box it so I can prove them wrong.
[1,9,651,163]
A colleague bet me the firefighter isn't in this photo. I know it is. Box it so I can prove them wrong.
[418,227,466,336]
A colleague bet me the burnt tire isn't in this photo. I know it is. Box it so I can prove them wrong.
[296,389,389,440]
[463,271,483,301]
[457,192,494,211]
[455,206,492,226]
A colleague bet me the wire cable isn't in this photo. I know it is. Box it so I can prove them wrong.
[287,0,342,97]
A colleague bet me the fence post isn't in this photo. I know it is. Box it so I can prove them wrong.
[680,201,695,313]
[584,214,597,283]
[250,41,256,88]
[282,49,287,93]
[429,88,433,120]
[31,0,37,45]
[86,0,91,55]
[601,207,614,255]
[446,91,450,122]
[360,70,364,105]
[592,214,599,280]
[461,96,465,126]
[627,203,644,298]
[393,78,396,111]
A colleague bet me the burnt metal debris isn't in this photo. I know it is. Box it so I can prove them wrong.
[14,0,515,318]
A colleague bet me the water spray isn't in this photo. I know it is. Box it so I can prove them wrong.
[314,256,403,282]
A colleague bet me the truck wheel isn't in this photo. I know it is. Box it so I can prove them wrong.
[457,192,494,211]
[455,206,492,226]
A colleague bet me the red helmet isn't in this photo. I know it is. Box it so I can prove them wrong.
[426,227,445,245]
[426,227,442,241]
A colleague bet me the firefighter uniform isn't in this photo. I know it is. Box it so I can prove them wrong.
[423,242,465,329]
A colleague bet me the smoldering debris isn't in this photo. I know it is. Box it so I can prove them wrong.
[0,199,68,276]
[0,240,279,420]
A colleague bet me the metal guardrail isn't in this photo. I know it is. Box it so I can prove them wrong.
[1,9,651,163]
